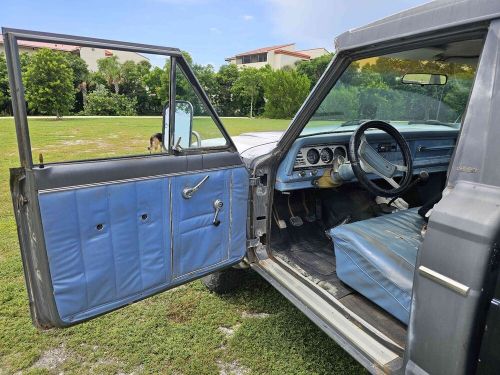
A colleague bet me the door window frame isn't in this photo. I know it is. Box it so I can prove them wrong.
[2,28,237,168]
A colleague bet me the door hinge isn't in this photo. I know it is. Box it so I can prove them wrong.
[247,238,261,248]
[16,195,28,210]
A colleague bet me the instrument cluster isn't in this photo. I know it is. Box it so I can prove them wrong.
[293,145,347,170]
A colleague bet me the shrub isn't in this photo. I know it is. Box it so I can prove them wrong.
[83,85,136,116]
[24,48,74,117]
[263,69,310,119]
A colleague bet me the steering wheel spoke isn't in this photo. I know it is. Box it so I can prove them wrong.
[383,176,401,189]
[358,137,399,178]
[395,164,408,172]
[349,120,413,197]
[364,162,401,189]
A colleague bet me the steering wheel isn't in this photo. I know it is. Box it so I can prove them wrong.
[348,120,413,198]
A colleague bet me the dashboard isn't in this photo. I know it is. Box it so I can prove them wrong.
[275,127,459,191]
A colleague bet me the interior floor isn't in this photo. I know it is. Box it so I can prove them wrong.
[271,218,408,348]
[269,174,446,349]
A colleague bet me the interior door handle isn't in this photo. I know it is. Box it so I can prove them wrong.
[182,175,209,199]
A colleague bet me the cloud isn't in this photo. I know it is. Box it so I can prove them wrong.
[265,0,343,48]
[209,27,221,34]
[264,0,424,49]
[242,15,254,21]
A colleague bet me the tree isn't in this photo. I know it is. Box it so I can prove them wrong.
[296,53,333,88]
[214,64,240,116]
[231,67,263,117]
[24,48,74,118]
[19,52,31,76]
[120,60,151,113]
[193,63,217,102]
[97,55,122,93]
[143,66,164,113]
[317,86,359,121]
[136,60,152,77]
[0,53,10,114]
[63,53,89,88]
[263,69,310,119]
[84,84,136,116]
[63,53,89,112]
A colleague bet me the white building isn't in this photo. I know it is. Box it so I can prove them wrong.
[225,43,330,70]
[0,35,149,71]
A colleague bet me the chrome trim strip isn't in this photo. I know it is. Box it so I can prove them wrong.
[169,178,174,283]
[38,165,244,194]
[228,170,233,261]
[418,265,470,296]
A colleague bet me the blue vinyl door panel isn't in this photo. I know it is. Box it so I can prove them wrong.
[172,167,248,279]
[38,166,248,324]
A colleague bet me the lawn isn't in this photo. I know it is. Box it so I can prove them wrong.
[0,117,364,374]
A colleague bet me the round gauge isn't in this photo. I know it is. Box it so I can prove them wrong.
[306,148,320,165]
[333,147,347,158]
[320,148,333,164]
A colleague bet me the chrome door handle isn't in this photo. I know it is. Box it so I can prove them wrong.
[182,175,209,199]
[212,199,223,226]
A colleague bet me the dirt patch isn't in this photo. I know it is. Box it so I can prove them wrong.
[216,359,250,375]
[32,344,69,370]
[218,324,241,338]
[241,311,270,319]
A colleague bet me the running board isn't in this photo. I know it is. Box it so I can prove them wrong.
[252,258,402,374]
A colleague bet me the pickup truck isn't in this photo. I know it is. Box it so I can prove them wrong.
[4,0,500,373]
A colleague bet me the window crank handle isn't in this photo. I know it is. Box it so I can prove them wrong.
[212,199,223,226]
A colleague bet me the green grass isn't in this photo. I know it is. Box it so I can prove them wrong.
[0,116,364,374]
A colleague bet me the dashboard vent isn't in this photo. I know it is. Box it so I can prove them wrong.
[294,150,306,168]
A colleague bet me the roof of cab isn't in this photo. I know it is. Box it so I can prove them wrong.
[335,0,500,52]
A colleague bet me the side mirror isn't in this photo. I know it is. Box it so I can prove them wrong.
[163,100,194,150]
[401,73,447,86]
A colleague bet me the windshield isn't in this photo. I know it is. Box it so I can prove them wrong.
[301,39,481,136]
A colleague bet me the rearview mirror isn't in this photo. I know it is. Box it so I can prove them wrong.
[401,73,447,85]
[163,101,194,150]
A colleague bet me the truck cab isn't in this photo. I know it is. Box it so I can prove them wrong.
[5,1,500,373]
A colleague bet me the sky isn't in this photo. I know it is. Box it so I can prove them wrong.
[0,0,430,69]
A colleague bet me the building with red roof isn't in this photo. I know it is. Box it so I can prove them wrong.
[0,35,148,71]
[225,43,329,70]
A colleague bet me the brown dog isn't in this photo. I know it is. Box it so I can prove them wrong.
[148,133,163,153]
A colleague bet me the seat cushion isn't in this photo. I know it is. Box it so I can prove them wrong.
[329,208,424,324]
